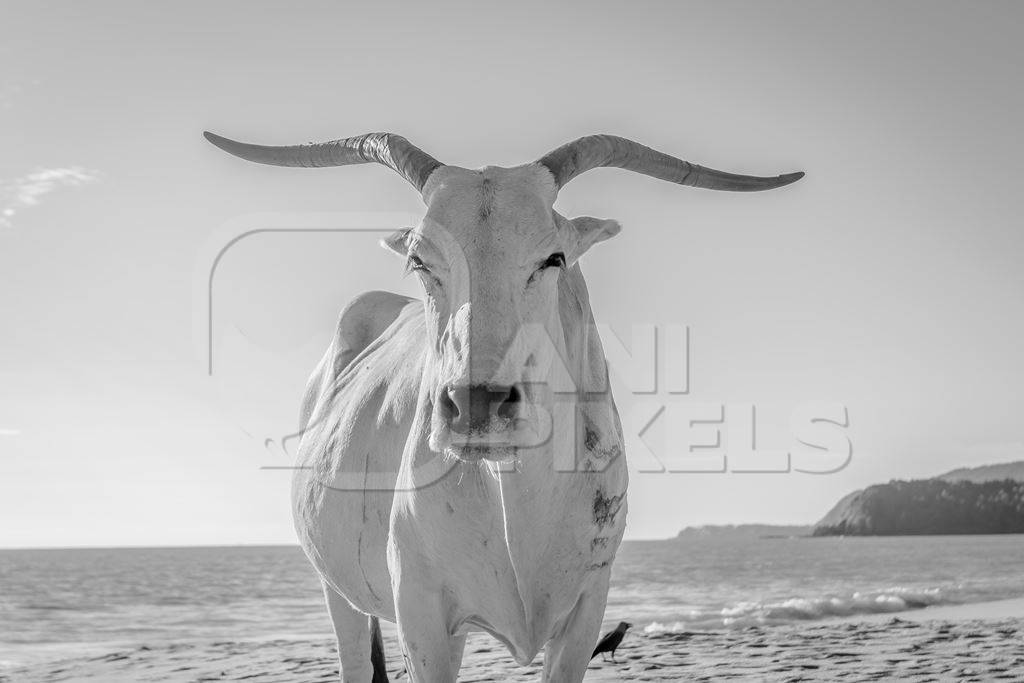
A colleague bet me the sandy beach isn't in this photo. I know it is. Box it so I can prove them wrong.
[8,599,1024,682]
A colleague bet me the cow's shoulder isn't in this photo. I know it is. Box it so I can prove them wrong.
[299,290,417,431]
[334,290,415,357]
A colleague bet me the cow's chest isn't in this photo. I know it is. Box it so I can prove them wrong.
[394,457,626,653]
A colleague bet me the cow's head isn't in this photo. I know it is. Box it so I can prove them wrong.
[205,132,802,463]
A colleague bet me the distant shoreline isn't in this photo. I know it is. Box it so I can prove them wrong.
[0,543,304,552]
[6,530,1024,552]
[675,530,1024,539]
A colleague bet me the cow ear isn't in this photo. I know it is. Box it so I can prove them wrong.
[380,228,412,257]
[568,216,621,262]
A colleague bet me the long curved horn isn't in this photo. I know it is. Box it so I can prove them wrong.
[537,135,803,192]
[203,131,443,191]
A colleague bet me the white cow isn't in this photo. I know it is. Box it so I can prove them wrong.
[205,131,802,682]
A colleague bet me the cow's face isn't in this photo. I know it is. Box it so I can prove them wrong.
[205,130,801,463]
[383,165,619,462]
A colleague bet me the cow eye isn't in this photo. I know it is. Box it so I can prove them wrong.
[541,252,566,269]
[407,254,429,273]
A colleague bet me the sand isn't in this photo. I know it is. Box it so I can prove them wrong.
[7,599,1024,682]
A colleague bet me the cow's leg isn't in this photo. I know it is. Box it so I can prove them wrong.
[542,584,610,683]
[323,583,375,682]
[393,588,461,682]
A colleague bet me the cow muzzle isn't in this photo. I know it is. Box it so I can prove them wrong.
[438,384,521,435]
[432,383,547,461]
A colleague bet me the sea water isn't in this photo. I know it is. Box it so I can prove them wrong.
[2,535,1022,670]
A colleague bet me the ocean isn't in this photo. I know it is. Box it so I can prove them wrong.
[2,535,1023,672]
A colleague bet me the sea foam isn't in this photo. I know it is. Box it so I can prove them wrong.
[643,586,951,633]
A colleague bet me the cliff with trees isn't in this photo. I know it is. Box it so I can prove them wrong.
[814,477,1024,536]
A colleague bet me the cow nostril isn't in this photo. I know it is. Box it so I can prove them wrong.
[438,388,459,422]
[496,385,521,421]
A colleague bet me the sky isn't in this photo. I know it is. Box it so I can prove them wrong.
[2,1,1023,547]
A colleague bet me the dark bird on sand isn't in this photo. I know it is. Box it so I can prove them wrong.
[592,621,632,662]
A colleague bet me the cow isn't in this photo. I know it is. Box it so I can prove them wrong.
[204,130,803,682]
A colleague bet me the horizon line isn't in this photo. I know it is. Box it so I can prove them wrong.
[0,534,691,552]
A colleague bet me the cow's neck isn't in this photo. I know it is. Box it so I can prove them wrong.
[403,265,625,632]
[496,264,625,620]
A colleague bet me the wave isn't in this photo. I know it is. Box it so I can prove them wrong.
[20,603,92,612]
[642,586,956,633]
